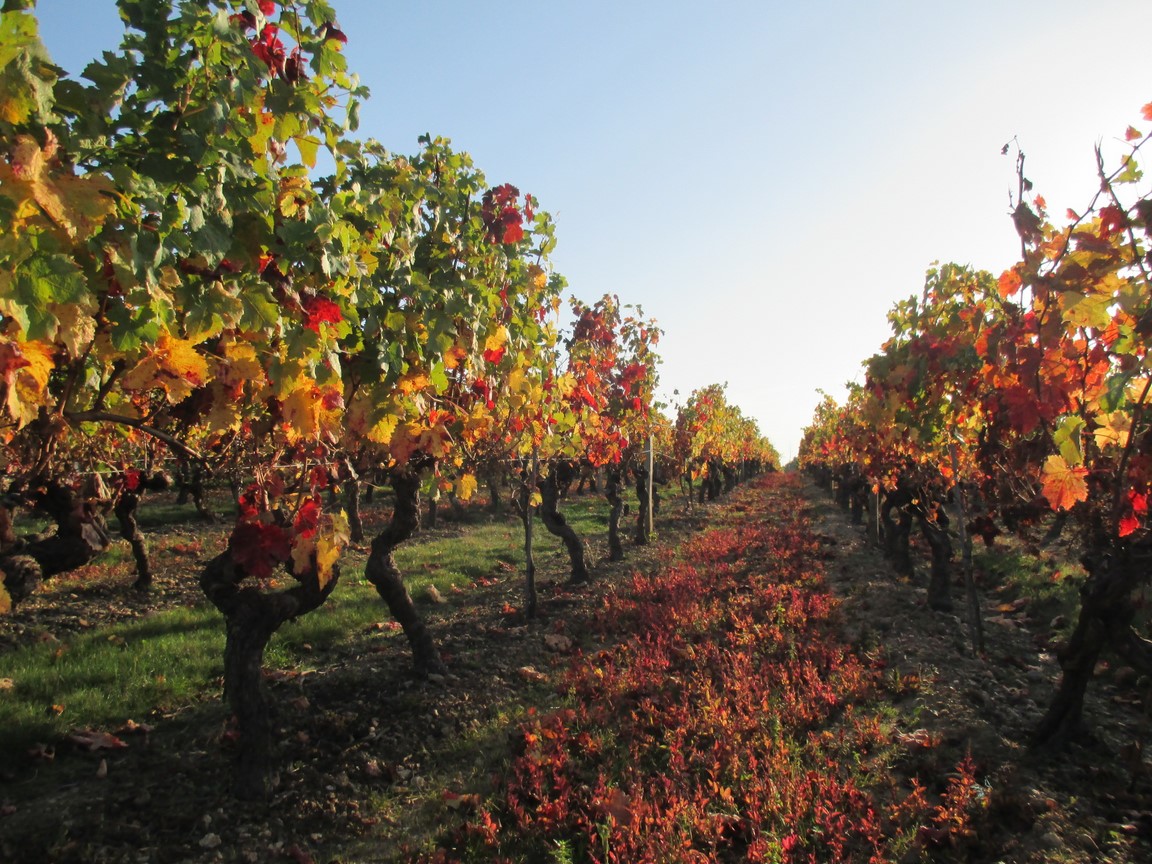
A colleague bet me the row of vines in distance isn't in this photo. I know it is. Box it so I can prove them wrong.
[800,101,1152,749]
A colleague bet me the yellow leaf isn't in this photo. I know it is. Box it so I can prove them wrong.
[215,338,265,388]
[2,339,54,428]
[290,510,348,589]
[290,532,314,578]
[556,372,576,398]
[204,386,241,434]
[49,301,95,358]
[315,511,348,589]
[397,371,430,395]
[454,474,478,501]
[1040,454,1089,511]
[121,333,209,404]
[0,580,11,615]
[507,365,525,394]
[483,325,509,354]
[280,386,319,441]
[389,420,424,464]
[0,134,115,241]
[527,264,547,290]
[368,412,399,446]
[443,346,468,371]
[1092,411,1131,451]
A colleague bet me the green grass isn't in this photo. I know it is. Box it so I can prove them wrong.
[0,608,225,764]
[0,491,613,768]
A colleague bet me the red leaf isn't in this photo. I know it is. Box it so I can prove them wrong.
[1100,204,1128,238]
[230,10,257,30]
[294,497,321,539]
[302,295,343,332]
[230,520,292,579]
[320,22,348,43]
[1130,489,1148,515]
[250,24,286,76]
[0,342,31,377]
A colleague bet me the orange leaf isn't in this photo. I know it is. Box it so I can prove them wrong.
[1040,455,1088,511]
[997,267,1022,299]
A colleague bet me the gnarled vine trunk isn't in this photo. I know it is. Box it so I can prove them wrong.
[344,470,364,544]
[539,467,590,584]
[0,478,112,606]
[605,465,625,561]
[634,463,652,546]
[363,459,445,675]
[201,551,338,800]
[917,509,954,613]
[1033,545,1152,746]
[881,489,915,579]
[115,472,169,591]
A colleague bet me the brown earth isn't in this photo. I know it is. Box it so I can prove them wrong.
[0,477,1149,863]
[806,483,1152,864]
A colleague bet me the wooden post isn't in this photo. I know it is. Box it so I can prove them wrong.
[646,435,655,537]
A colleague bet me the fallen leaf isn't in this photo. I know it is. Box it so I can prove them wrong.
[443,790,482,810]
[599,787,632,824]
[517,666,547,683]
[67,729,128,751]
[543,633,574,652]
[95,758,108,778]
[27,743,54,762]
[116,718,154,735]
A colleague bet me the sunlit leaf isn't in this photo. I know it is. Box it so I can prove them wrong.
[1040,454,1089,511]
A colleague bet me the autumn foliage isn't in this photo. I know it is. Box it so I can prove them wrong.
[800,100,1152,746]
[428,476,981,863]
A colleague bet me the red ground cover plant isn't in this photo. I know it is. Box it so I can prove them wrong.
[419,474,982,862]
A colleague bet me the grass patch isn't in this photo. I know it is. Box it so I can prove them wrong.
[0,608,224,769]
[0,491,614,770]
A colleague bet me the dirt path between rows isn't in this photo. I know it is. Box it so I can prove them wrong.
[803,481,1152,863]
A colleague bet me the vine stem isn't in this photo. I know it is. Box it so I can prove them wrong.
[65,410,206,463]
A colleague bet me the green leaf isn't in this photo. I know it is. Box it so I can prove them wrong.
[0,10,56,124]
[0,9,38,69]
[429,361,448,394]
[3,253,85,340]
[105,301,161,353]
[293,135,321,169]
[1053,415,1086,467]
[239,286,282,333]
[192,211,233,266]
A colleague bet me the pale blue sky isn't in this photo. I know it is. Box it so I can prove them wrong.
[35,1,1152,461]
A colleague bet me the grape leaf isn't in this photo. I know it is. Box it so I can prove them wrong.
[1040,454,1089,511]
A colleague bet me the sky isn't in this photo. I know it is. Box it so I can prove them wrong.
[34,1,1152,463]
